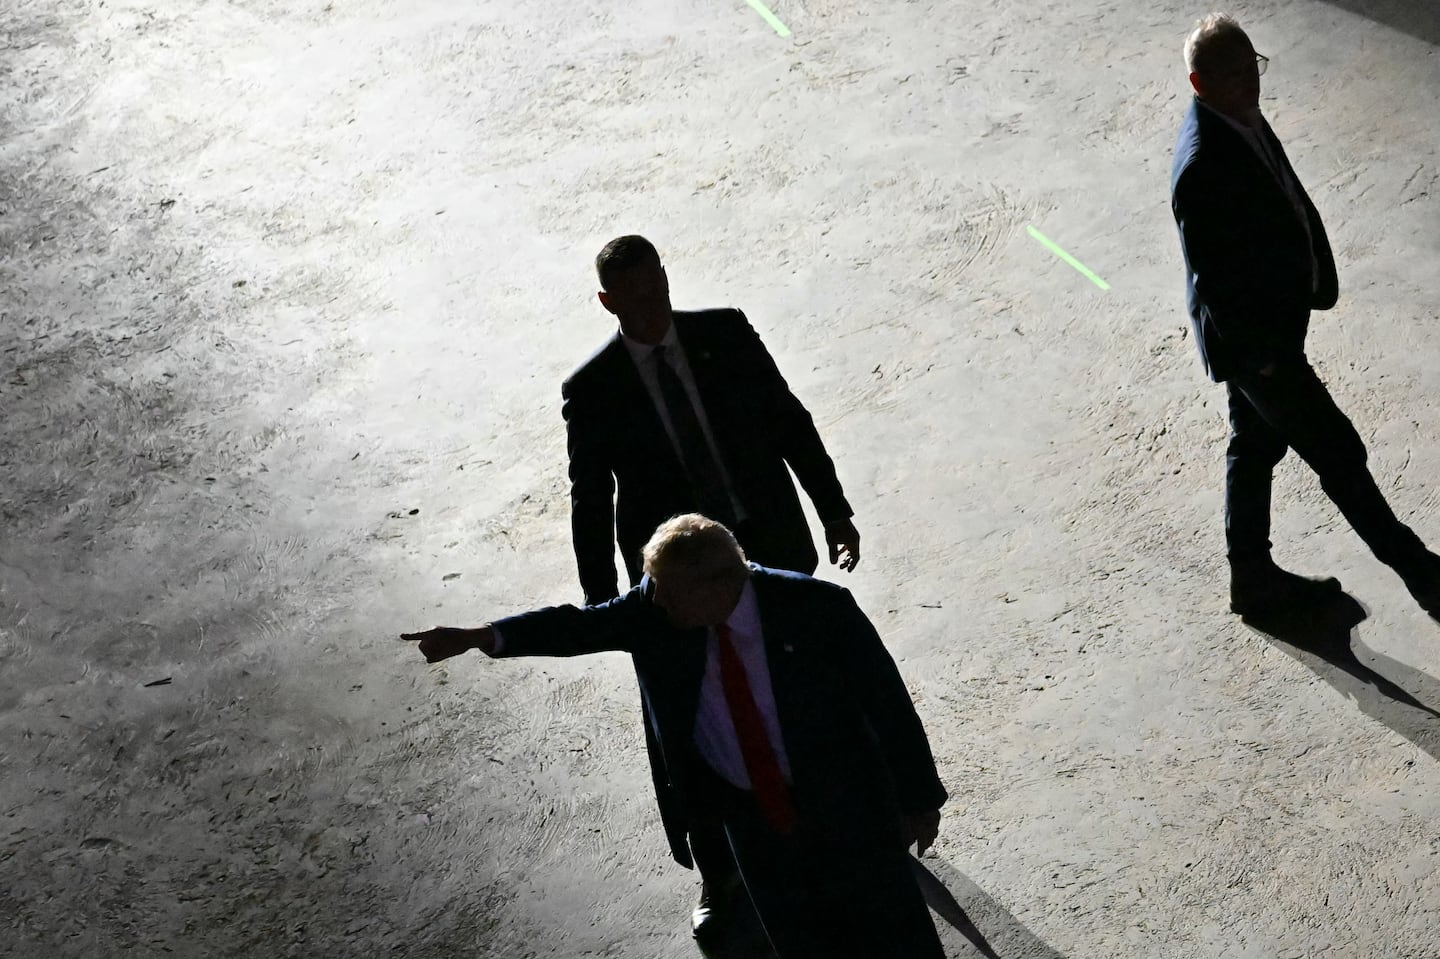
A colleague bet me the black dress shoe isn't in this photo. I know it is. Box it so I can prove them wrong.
[1230,561,1342,618]
[693,876,745,944]
[692,875,772,958]
[692,880,720,940]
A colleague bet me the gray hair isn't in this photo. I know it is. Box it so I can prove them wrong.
[1185,13,1249,75]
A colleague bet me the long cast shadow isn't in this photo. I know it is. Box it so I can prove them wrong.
[921,857,1070,959]
[1314,0,1440,46]
[1243,591,1440,760]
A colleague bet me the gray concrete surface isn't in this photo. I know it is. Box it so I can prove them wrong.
[3,0,1439,956]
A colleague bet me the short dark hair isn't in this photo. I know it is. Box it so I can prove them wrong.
[596,235,660,291]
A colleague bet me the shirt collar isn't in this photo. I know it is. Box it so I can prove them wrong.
[619,319,679,365]
[721,577,762,640]
[1196,95,1265,138]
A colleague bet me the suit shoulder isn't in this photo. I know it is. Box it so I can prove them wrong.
[673,308,748,330]
[563,335,625,393]
[674,310,759,355]
[751,566,851,602]
[1170,103,1205,191]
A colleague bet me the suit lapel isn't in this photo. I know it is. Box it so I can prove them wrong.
[600,333,655,422]
[600,333,685,472]
[749,570,802,756]
[1199,105,1275,192]
[1259,120,1315,207]
[673,312,745,477]
[1198,105,1304,230]
[672,314,726,423]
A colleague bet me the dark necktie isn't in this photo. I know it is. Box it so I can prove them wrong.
[652,345,735,524]
[716,622,796,835]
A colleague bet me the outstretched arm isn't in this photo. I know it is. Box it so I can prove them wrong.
[400,588,659,665]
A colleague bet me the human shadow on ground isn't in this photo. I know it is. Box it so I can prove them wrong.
[1315,0,1440,46]
[922,856,1071,959]
[1243,591,1440,760]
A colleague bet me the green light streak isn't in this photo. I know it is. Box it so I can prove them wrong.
[745,0,792,37]
[1026,225,1110,291]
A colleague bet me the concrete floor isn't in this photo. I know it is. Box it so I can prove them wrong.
[3,0,1439,956]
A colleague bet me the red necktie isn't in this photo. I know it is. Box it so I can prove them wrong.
[716,622,796,835]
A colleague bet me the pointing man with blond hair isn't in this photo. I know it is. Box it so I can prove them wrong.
[403,514,946,958]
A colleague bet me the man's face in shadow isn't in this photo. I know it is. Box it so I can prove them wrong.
[597,258,672,345]
[649,560,747,631]
[1191,34,1262,125]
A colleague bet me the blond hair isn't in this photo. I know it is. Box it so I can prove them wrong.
[1185,13,1249,75]
[641,514,747,580]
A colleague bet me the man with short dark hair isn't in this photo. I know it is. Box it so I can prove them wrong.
[563,234,862,934]
[1170,13,1440,621]
[403,514,946,959]
[569,234,859,604]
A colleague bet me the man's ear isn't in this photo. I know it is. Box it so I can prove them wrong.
[1188,71,1205,97]
[597,290,617,315]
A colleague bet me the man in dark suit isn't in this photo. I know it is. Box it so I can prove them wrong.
[403,514,946,959]
[565,234,859,606]
[1170,13,1440,621]
[563,234,862,933]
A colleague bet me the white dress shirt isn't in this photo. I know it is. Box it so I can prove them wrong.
[693,578,793,789]
[619,323,746,522]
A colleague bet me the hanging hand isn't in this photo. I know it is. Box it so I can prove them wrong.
[825,518,861,572]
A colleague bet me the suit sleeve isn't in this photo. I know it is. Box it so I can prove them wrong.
[828,588,947,814]
[563,376,622,605]
[491,588,657,659]
[1173,160,1303,362]
[733,311,854,523]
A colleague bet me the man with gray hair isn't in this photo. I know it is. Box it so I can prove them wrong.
[1170,13,1440,621]
[402,514,947,958]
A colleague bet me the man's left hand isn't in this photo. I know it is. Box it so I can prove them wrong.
[825,518,861,572]
[905,809,941,856]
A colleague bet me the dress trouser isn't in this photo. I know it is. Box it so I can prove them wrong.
[722,805,942,959]
[692,764,943,959]
[1224,357,1428,574]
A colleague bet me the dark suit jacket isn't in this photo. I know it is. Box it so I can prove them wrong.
[1171,98,1339,382]
[562,309,853,605]
[492,566,948,869]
